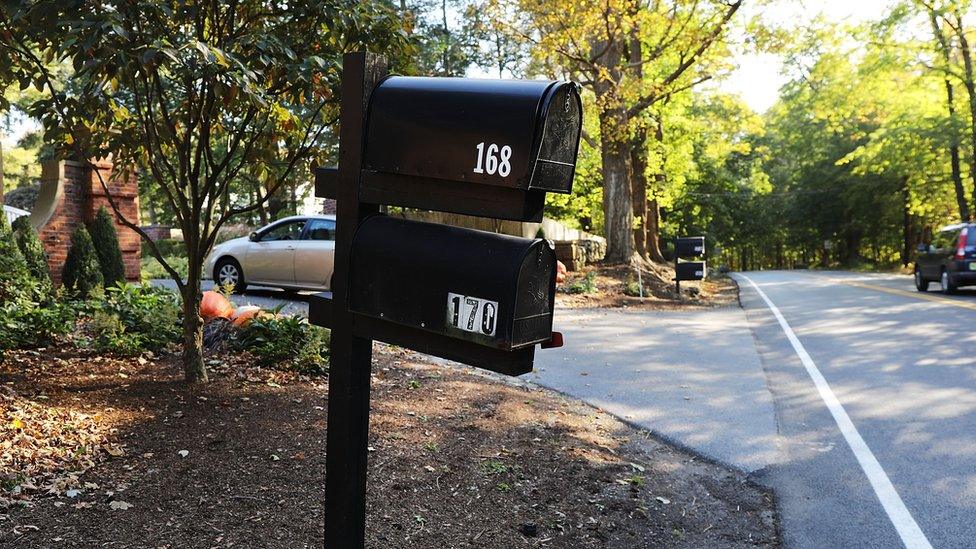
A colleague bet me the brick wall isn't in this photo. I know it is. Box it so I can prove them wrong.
[37,159,142,286]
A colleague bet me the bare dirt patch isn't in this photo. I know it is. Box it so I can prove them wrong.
[1,346,776,548]
[557,262,737,311]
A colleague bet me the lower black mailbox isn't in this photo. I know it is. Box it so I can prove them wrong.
[349,215,556,351]
[676,261,706,281]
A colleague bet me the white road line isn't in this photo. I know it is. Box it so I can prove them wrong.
[737,273,933,549]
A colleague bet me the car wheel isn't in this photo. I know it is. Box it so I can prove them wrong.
[914,267,929,292]
[941,269,956,295]
[215,258,247,294]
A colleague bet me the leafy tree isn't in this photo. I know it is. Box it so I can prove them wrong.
[487,0,742,263]
[1,1,410,382]
[88,206,126,286]
[62,226,103,300]
[11,215,51,294]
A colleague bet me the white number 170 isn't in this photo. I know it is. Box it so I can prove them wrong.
[473,142,512,177]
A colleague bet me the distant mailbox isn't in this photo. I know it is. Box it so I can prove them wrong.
[675,261,706,281]
[348,215,556,351]
[317,76,583,222]
[675,236,705,258]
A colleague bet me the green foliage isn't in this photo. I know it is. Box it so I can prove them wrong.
[0,213,31,303]
[11,216,52,296]
[62,227,104,300]
[231,314,329,374]
[88,206,127,286]
[566,272,597,294]
[91,283,181,355]
[141,254,189,281]
[0,298,76,351]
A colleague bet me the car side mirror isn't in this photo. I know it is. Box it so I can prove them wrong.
[917,243,927,253]
[249,231,258,242]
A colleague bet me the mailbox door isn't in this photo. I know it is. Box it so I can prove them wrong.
[675,237,705,258]
[348,216,556,350]
[364,77,581,195]
[675,261,706,281]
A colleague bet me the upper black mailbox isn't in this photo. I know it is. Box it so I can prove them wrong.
[314,76,583,222]
[365,77,582,194]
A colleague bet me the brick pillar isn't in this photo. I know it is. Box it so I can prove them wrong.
[86,159,142,282]
[36,158,142,286]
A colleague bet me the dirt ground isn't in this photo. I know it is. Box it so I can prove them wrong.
[1,345,776,548]
[557,262,738,310]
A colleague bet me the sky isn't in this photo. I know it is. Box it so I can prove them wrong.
[718,0,889,113]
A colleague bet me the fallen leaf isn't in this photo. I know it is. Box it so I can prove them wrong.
[178,450,189,458]
[109,500,133,510]
[9,417,23,430]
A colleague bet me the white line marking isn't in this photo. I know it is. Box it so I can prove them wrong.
[738,273,932,549]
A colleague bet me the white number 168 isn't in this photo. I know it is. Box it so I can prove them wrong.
[473,142,512,177]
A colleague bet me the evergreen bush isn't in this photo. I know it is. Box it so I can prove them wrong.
[0,214,31,304]
[88,206,127,285]
[11,216,52,296]
[62,226,104,299]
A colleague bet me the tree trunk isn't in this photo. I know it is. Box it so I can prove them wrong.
[931,12,970,221]
[645,197,665,262]
[902,178,912,267]
[597,100,635,263]
[643,118,667,263]
[181,286,207,383]
[630,124,648,259]
[946,78,970,221]
[953,12,976,210]
[181,235,208,383]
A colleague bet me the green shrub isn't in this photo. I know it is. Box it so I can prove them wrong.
[0,215,33,304]
[566,272,597,294]
[231,314,329,374]
[91,283,181,355]
[88,206,127,286]
[11,216,52,297]
[141,238,185,259]
[624,280,644,297]
[140,254,189,280]
[62,226,104,299]
[0,298,77,351]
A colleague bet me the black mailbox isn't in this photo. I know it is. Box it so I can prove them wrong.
[675,236,705,258]
[317,76,583,222]
[675,261,706,281]
[348,215,556,351]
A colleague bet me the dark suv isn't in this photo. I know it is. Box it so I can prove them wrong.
[915,223,976,293]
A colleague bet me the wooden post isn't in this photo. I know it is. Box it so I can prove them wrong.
[324,51,388,549]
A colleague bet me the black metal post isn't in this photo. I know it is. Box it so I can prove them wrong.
[324,51,388,549]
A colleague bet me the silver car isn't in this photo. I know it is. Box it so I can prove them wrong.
[204,215,336,293]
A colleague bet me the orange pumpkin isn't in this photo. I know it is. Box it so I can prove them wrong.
[200,291,235,320]
[556,260,568,284]
[231,305,262,326]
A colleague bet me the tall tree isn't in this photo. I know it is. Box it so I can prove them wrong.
[1,1,409,382]
[928,10,970,220]
[488,0,741,263]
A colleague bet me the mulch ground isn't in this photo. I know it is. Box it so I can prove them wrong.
[557,263,738,310]
[1,345,777,548]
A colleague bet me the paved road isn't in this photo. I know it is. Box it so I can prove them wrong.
[735,270,976,549]
[530,307,779,474]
